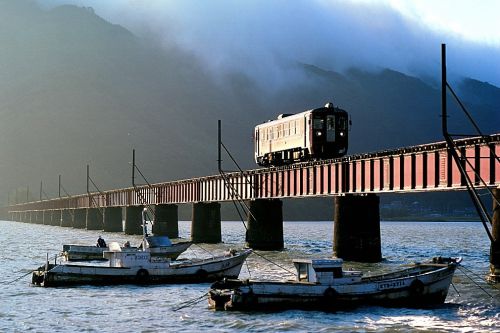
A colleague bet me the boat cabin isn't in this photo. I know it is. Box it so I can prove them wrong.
[103,242,170,268]
[145,236,172,248]
[293,258,362,284]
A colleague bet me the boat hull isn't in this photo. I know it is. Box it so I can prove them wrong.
[209,262,458,311]
[33,250,251,287]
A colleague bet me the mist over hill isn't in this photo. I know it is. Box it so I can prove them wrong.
[1,1,498,220]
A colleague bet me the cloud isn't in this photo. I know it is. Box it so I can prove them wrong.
[38,0,500,87]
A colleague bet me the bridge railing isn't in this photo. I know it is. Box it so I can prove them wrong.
[7,134,499,212]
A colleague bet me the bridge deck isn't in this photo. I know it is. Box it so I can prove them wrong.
[8,134,500,211]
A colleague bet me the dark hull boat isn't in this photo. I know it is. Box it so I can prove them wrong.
[209,257,461,311]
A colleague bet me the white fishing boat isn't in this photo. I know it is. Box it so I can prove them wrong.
[61,237,192,261]
[208,256,461,311]
[32,209,251,287]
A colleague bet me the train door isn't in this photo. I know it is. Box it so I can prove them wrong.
[255,129,259,158]
[326,115,335,142]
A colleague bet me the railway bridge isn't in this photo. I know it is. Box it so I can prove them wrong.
[7,134,500,261]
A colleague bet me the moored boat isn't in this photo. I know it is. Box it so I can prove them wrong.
[32,247,252,287]
[208,256,461,311]
[61,237,192,261]
[32,208,251,287]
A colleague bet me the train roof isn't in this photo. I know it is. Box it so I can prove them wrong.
[255,103,346,130]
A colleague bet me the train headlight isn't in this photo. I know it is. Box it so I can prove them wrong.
[315,131,322,137]
[339,132,344,137]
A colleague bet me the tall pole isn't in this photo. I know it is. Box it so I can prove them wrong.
[218,120,222,172]
[86,165,90,194]
[40,181,43,201]
[58,175,61,198]
[441,43,447,136]
[132,149,136,187]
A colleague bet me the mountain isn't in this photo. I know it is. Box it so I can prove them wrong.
[1,1,498,220]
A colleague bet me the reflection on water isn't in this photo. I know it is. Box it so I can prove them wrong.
[0,220,498,332]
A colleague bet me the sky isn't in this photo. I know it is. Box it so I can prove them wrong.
[356,0,500,45]
[38,0,500,87]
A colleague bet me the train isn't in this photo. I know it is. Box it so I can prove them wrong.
[254,102,349,167]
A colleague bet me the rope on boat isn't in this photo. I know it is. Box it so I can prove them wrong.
[252,250,296,277]
[0,270,35,285]
[457,265,496,298]
[450,282,460,297]
[191,243,215,258]
[171,291,209,311]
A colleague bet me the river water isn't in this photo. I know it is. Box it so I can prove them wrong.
[0,220,498,332]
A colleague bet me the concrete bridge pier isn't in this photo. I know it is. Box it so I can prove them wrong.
[73,209,87,229]
[86,208,104,230]
[191,202,221,243]
[50,210,62,226]
[124,206,144,235]
[334,194,382,262]
[24,211,30,223]
[32,211,41,224]
[42,210,51,225]
[153,204,179,238]
[103,207,123,232]
[488,188,500,283]
[61,209,73,227]
[246,199,284,250]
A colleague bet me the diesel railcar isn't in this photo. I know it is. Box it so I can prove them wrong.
[254,103,349,166]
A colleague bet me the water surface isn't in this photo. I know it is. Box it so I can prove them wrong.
[0,220,498,332]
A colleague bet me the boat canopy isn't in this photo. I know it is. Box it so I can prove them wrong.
[145,236,172,248]
[293,258,345,283]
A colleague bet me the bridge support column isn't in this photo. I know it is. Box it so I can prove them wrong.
[61,209,73,227]
[103,207,123,232]
[86,208,103,230]
[37,210,44,224]
[32,211,40,224]
[42,210,51,225]
[73,209,87,229]
[191,202,221,243]
[124,206,143,235]
[334,194,382,262]
[50,210,61,226]
[488,188,500,283]
[246,199,284,250]
[153,204,178,238]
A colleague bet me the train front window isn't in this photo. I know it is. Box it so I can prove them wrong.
[326,115,335,142]
[337,116,347,131]
[313,118,324,129]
